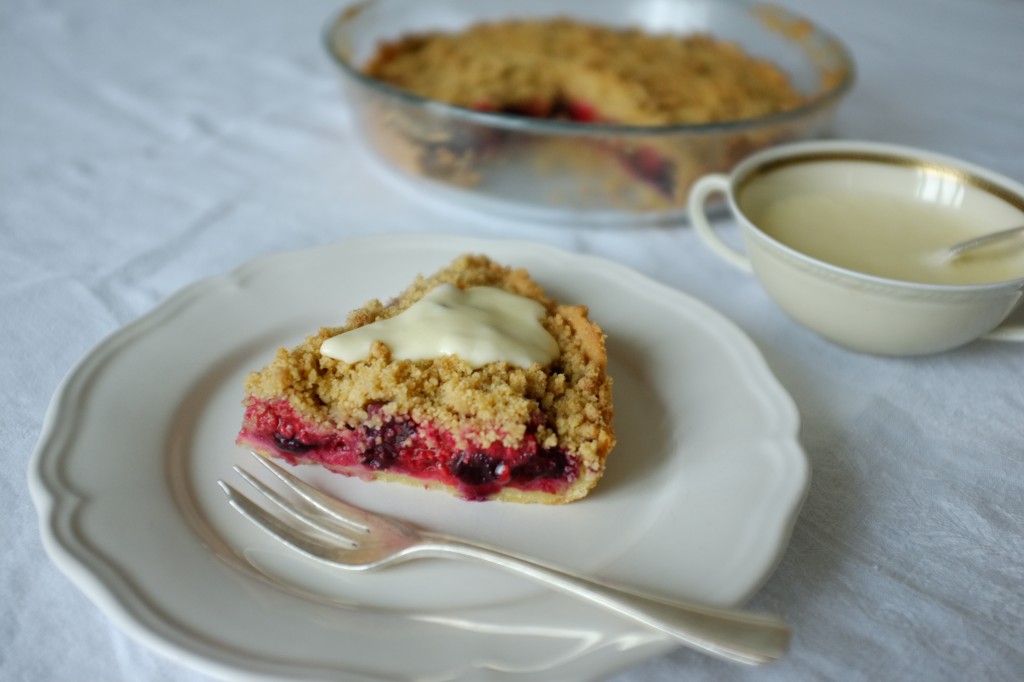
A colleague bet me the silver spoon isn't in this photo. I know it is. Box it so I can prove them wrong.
[943,224,1024,262]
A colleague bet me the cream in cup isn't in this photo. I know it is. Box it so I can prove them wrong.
[687,140,1024,356]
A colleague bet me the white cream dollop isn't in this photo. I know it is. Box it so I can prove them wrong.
[320,284,559,368]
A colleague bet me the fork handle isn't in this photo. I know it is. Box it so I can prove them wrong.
[415,533,790,665]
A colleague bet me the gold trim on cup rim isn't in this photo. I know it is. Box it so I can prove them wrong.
[734,151,1024,211]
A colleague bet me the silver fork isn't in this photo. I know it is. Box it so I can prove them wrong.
[218,451,791,665]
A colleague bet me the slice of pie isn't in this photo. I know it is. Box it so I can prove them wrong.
[236,254,615,503]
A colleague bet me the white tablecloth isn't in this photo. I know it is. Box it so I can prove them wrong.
[4,0,1023,680]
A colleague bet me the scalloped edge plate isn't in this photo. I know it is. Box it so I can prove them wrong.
[30,235,807,681]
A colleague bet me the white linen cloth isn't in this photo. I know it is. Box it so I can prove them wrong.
[3,0,1023,680]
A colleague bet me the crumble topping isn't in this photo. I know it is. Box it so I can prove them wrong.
[243,255,614,465]
[364,18,805,126]
[354,17,815,211]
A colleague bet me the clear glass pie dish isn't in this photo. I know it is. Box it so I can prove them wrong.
[324,0,855,226]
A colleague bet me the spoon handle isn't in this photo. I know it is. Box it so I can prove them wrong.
[945,225,1024,260]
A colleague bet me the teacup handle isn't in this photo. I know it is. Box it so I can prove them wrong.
[688,174,753,273]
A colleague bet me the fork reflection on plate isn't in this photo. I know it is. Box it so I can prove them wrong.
[218,451,791,665]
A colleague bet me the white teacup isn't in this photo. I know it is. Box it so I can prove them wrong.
[687,140,1024,356]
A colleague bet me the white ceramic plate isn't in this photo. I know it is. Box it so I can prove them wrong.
[30,235,808,681]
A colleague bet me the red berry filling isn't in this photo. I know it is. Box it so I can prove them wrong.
[468,96,676,197]
[237,399,578,501]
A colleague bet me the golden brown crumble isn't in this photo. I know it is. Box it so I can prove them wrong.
[364,18,804,126]
[355,18,810,210]
[243,255,615,497]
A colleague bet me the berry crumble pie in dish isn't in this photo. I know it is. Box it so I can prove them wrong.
[324,0,854,224]
[236,254,615,503]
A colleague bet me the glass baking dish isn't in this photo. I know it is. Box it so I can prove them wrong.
[324,0,855,226]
